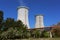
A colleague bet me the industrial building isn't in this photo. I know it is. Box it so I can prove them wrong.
[17,6,44,29]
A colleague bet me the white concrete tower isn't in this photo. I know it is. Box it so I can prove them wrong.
[35,14,44,28]
[17,6,30,29]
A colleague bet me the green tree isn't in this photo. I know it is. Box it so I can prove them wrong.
[0,11,3,30]
[4,18,15,31]
[30,29,41,38]
[40,30,50,38]
[51,24,60,37]
[35,30,40,38]
[0,11,3,23]
[1,19,27,39]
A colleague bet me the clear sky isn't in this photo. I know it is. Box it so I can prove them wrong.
[0,0,60,28]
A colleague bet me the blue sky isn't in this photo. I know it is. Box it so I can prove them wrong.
[0,0,60,28]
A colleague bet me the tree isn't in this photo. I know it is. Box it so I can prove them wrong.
[34,30,40,38]
[30,29,41,38]
[3,18,15,31]
[40,30,50,38]
[0,11,29,39]
[51,23,60,37]
[0,19,28,39]
[0,11,3,24]
[0,11,3,30]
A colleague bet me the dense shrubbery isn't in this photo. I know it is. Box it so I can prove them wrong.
[0,11,51,39]
[0,11,60,39]
[0,18,50,39]
[51,23,60,37]
[0,18,48,39]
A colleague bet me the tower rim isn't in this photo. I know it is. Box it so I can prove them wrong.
[35,14,44,17]
[17,6,29,10]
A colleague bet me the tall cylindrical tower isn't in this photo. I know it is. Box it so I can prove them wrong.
[35,14,44,28]
[17,6,30,29]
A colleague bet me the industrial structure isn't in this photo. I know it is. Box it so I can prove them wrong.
[35,15,44,28]
[17,6,44,29]
[17,6,30,29]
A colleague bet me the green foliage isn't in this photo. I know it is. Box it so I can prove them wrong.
[1,10,60,39]
[34,30,41,38]
[0,16,28,39]
[0,10,51,39]
[43,31,50,37]
[51,23,60,37]
[30,30,41,38]
[0,11,3,23]
[0,11,3,30]
[40,30,50,38]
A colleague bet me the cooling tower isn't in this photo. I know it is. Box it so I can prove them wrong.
[17,6,30,29]
[35,14,44,28]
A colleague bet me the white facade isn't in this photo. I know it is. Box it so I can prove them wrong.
[17,6,30,29]
[35,15,44,28]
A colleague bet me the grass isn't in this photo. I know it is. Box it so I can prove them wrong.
[7,38,60,40]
